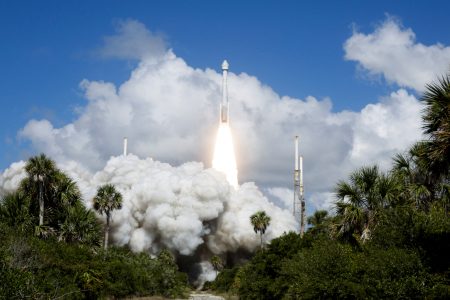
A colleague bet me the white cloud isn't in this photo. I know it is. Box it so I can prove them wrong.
[16,19,424,215]
[344,18,450,91]
[98,19,167,61]
[309,192,335,212]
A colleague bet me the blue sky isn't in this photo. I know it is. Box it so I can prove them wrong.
[1,0,450,194]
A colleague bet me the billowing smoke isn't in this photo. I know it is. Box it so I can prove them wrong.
[0,154,296,283]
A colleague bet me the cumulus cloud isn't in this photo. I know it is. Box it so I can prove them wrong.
[98,19,167,61]
[0,161,27,198]
[16,19,424,213]
[344,17,450,92]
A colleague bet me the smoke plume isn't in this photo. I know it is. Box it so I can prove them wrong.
[0,154,296,283]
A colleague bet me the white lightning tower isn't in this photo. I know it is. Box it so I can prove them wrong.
[293,136,306,237]
[123,137,128,156]
[300,155,305,237]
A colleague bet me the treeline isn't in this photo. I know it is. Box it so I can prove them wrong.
[0,155,188,299]
[206,74,450,298]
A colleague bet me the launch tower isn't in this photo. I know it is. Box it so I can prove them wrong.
[293,136,306,237]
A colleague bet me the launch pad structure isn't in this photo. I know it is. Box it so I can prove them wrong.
[293,136,306,237]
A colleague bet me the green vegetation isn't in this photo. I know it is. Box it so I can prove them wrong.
[93,184,123,251]
[211,255,224,276]
[0,155,188,299]
[206,72,450,298]
[2,72,450,299]
[250,210,271,249]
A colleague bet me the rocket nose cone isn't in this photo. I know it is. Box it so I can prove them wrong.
[222,60,229,70]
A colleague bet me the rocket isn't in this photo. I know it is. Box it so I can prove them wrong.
[220,60,229,123]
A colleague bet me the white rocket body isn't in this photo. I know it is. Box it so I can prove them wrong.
[220,60,229,123]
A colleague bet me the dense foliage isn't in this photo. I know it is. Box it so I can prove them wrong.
[206,72,450,299]
[0,156,188,299]
[208,206,449,299]
[0,225,188,299]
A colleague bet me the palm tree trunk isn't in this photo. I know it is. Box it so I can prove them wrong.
[39,182,44,226]
[104,212,110,251]
[260,232,263,250]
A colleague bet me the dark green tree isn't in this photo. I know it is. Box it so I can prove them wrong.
[307,210,331,237]
[421,73,450,179]
[23,154,57,227]
[0,192,34,233]
[93,184,123,250]
[58,203,102,245]
[250,211,271,249]
[334,166,398,242]
[392,142,435,208]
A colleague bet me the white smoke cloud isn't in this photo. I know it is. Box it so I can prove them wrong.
[195,261,217,288]
[266,187,293,211]
[0,154,296,261]
[344,17,450,92]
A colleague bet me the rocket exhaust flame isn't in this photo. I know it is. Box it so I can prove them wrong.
[212,123,238,188]
[212,60,238,188]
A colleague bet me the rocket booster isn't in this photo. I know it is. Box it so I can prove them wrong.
[220,60,229,123]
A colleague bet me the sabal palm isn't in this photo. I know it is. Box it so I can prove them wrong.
[93,184,123,250]
[51,172,83,226]
[23,154,57,226]
[334,166,398,241]
[392,142,434,209]
[307,210,328,227]
[59,204,102,245]
[250,211,271,249]
[307,210,330,236]
[421,73,450,178]
[0,192,34,233]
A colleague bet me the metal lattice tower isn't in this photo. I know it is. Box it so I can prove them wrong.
[293,136,306,237]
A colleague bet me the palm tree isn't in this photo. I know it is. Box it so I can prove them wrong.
[334,166,398,242]
[59,203,102,245]
[307,210,328,227]
[250,211,271,249]
[392,142,435,209]
[421,73,450,179]
[210,255,223,276]
[307,210,330,236]
[0,192,34,233]
[51,172,83,227]
[93,184,123,250]
[23,154,57,226]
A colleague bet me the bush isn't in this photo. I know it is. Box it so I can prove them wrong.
[0,223,188,299]
[209,267,239,292]
[372,205,450,273]
[236,235,448,299]
[236,232,313,299]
